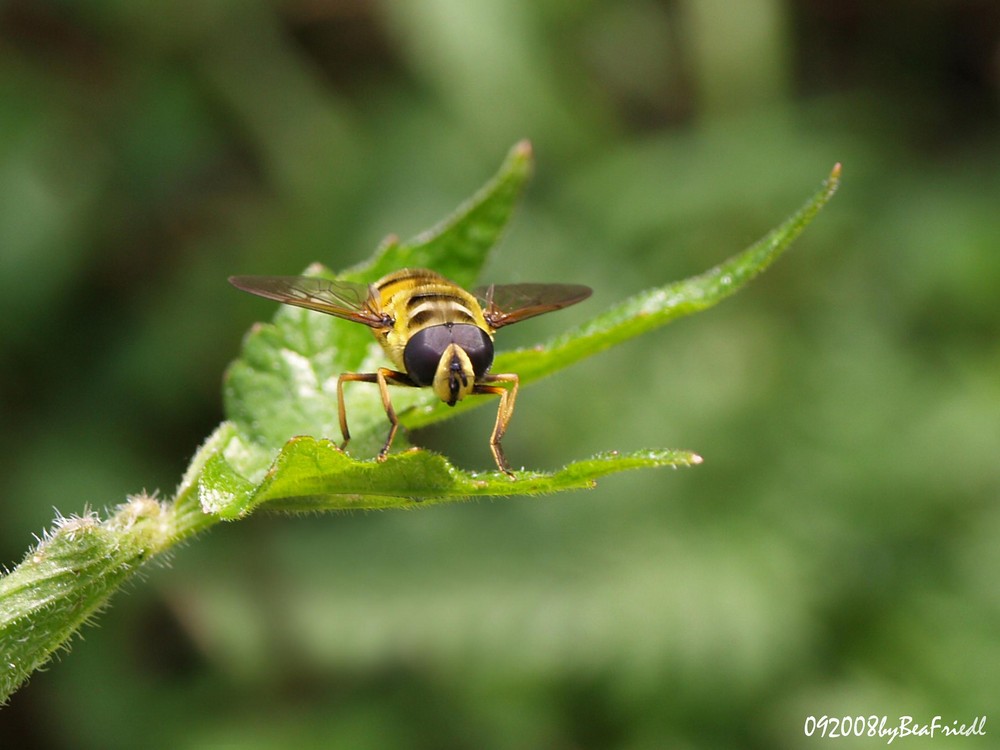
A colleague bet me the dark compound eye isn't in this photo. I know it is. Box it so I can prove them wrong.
[403,327,446,386]
[403,324,494,385]
[449,324,493,378]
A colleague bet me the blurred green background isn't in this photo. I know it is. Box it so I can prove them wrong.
[2,1,998,747]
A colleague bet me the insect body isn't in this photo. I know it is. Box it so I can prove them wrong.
[229,268,591,477]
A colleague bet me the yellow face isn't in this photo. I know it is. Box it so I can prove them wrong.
[431,343,477,405]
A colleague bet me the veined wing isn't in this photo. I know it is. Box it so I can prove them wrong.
[474,282,592,329]
[229,275,389,328]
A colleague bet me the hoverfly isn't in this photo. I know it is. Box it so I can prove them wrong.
[229,268,591,477]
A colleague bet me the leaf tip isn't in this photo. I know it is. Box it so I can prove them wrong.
[376,234,400,253]
[505,140,535,179]
[290,262,336,283]
[825,162,843,196]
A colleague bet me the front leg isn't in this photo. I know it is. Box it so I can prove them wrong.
[474,373,519,478]
[337,368,416,459]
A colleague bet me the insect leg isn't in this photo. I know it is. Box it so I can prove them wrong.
[375,367,413,461]
[337,372,378,449]
[474,373,520,478]
[337,369,414,460]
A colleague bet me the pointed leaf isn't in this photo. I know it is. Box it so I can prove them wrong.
[197,435,702,518]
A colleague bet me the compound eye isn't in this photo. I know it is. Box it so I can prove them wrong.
[403,326,449,386]
[451,325,494,379]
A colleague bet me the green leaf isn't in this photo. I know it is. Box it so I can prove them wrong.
[199,435,703,518]
[210,159,839,512]
[0,146,840,703]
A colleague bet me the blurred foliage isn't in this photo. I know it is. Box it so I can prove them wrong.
[1,1,998,748]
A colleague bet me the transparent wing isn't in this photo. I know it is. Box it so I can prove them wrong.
[229,275,389,328]
[474,282,592,329]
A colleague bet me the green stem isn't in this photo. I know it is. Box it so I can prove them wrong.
[0,469,219,703]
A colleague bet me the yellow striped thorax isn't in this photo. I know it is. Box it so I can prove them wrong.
[370,269,495,404]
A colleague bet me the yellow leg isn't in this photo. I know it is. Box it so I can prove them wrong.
[475,373,519,478]
[337,368,412,460]
[374,368,402,461]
